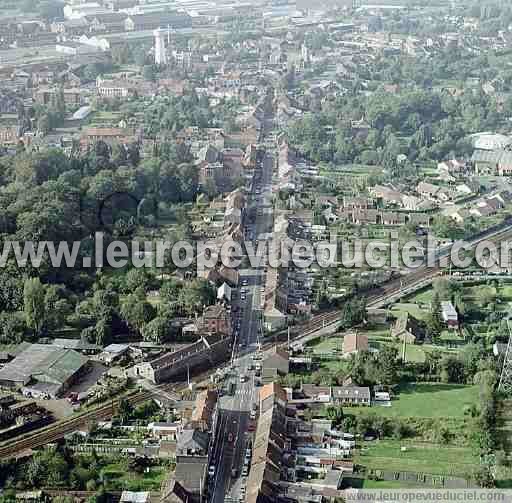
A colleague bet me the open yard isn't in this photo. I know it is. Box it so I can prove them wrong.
[355,439,477,478]
[358,383,479,419]
[389,303,428,321]
[101,462,168,491]
[310,337,343,355]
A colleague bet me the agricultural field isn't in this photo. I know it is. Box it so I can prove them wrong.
[355,439,477,478]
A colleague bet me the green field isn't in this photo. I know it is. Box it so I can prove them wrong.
[362,479,413,489]
[389,303,428,321]
[101,463,167,491]
[310,337,343,355]
[359,383,479,419]
[355,439,477,478]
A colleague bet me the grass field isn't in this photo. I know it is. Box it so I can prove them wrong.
[310,337,343,354]
[407,288,434,305]
[389,303,428,321]
[101,463,167,491]
[362,479,412,489]
[355,439,477,478]
[357,383,479,419]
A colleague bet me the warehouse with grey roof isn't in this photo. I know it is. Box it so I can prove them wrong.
[0,344,89,398]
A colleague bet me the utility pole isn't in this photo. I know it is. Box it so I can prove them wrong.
[498,320,512,394]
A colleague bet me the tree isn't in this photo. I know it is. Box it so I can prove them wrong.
[118,398,133,425]
[425,292,443,341]
[0,312,29,344]
[37,114,51,135]
[473,466,495,488]
[440,355,465,383]
[142,316,172,344]
[123,268,155,293]
[120,290,156,334]
[375,346,399,385]
[23,278,46,336]
[325,405,344,426]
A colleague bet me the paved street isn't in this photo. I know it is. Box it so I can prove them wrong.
[209,115,276,503]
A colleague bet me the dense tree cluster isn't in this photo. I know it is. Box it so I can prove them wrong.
[287,87,488,168]
[0,135,214,345]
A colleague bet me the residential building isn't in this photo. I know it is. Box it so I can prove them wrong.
[86,13,128,33]
[441,301,459,329]
[190,389,218,432]
[247,383,288,503]
[342,333,369,355]
[262,347,290,378]
[331,386,371,406]
[96,76,137,98]
[0,114,21,147]
[176,428,210,456]
[200,304,231,336]
[391,313,424,344]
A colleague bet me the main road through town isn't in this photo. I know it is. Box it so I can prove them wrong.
[209,114,276,503]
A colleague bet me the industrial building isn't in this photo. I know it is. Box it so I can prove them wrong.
[0,344,89,398]
[135,333,232,384]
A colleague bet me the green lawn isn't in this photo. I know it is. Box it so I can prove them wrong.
[362,479,412,489]
[355,439,477,478]
[360,383,479,419]
[101,463,168,491]
[407,288,434,305]
[498,284,512,301]
[389,303,428,321]
[464,284,496,302]
[310,337,343,355]
[320,359,349,374]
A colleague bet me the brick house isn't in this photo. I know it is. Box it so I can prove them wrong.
[342,333,369,355]
[200,305,231,336]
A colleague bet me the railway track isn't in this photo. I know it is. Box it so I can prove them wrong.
[5,224,512,458]
[0,389,155,458]
[285,222,512,344]
[0,379,195,459]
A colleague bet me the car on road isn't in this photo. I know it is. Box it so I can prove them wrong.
[208,465,215,477]
[240,374,247,383]
[228,432,234,443]
[231,468,238,478]
[240,294,246,301]
[242,279,248,286]
[242,466,249,477]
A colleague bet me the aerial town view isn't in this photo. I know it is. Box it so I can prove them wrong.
[2,0,512,502]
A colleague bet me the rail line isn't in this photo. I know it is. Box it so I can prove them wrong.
[4,223,512,458]
[0,373,211,458]
[285,222,512,343]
